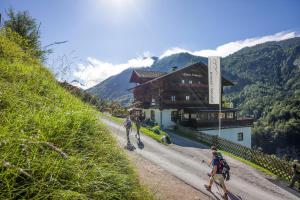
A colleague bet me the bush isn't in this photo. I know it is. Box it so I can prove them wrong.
[143,119,158,127]
[153,128,161,135]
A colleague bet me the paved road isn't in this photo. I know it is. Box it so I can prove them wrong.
[100,117,299,200]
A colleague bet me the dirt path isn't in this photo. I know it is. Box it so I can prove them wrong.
[127,152,210,200]
[100,117,300,200]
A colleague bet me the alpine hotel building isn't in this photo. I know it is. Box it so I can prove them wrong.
[129,62,253,147]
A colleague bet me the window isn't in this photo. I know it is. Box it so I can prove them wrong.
[227,112,234,119]
[171,96,176,102]
[181,79,185,84]
[191,114,197,119]
[150,110,155,120]
[197,113,207,120]
[151,98,155,105]
[237,132,243,141]
[183,113,189,120]
[219,113,225,119]
[186,96,190,101]
[171,111,178,122]
[189,80,193,84]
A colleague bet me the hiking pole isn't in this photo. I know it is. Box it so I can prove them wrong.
[202,160,222,194]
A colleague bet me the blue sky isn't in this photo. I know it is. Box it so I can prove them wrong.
[1,0,300,88]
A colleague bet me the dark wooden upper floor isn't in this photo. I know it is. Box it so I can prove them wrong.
[129,62,234,109]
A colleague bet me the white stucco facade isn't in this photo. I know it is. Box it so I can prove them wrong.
[143,108,176,128]
[143,109,252,148]
[200,127,252,148]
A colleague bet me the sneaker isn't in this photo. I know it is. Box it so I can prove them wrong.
[204,184,211,191]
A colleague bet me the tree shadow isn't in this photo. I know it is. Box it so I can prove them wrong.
[166,131,209,149]
[266,177,300,198]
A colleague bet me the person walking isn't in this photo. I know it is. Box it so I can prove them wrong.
[210,146,223,159]
[205,150,229,199]
[289,160,300,191]
[135,115,141,140]
[123,116,132,146]
[209,146,230,181]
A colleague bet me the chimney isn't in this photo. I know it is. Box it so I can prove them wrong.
[172,66,178,71]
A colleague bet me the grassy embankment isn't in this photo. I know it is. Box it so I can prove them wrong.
[219,151,275,176]
[0,30,153,199]
[100,113,171,145]
[173,127,276,177]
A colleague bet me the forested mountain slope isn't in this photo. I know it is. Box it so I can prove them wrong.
[222,37,300,156]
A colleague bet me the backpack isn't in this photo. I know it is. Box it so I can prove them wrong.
[221,159,230,171]
[217,156,231,181]
[213,156,224,174]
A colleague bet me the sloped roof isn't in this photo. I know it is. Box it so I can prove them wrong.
[129,69,167,83]
[133,70,167,79]
[129,62,234,90]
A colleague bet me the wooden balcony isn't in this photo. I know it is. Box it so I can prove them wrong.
[179,118,253,129]
[162,100,207,108]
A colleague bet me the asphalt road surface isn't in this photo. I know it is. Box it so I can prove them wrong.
[100,117,300,200]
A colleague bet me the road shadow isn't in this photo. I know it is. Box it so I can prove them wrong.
[227,191,243,200]
[266,177,300,198]
[166,131,209,149]
[137,139,144,149]
[214,181,243,200]
[124,142,136,151]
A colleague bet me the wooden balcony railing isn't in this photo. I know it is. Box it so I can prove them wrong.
[179,118,253,128]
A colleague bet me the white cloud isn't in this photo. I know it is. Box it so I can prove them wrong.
[73,56,154,89]
[73,31,299,89]
[160,31,300,58]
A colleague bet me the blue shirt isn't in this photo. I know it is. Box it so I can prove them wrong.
[212,158,222,174]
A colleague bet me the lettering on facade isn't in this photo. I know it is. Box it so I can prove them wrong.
[183,73,203,78]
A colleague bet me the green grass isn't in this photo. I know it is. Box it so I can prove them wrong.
[220,151,276,176]
[0,31,153,199]
[100,113,171,145]
[173,128,276,177]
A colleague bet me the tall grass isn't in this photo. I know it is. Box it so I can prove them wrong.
[0,31,152,199]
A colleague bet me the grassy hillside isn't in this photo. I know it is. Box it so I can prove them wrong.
[0,30,152,199]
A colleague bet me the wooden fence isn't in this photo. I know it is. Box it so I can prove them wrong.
[176,125,293,181]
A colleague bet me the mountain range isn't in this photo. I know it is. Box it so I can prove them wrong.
[87,37,300,156]
[86,53,208,105]
[87,37,300,108]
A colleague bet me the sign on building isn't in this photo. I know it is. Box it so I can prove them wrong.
[208,56,221,104]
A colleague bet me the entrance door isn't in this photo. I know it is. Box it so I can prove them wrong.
[150,110,155,121]
[171,111,178,122]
